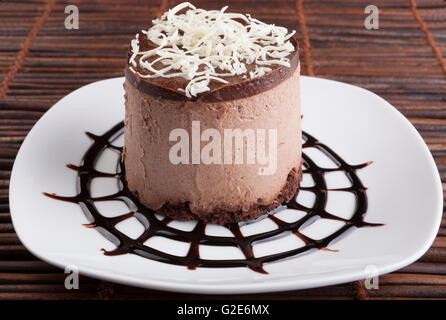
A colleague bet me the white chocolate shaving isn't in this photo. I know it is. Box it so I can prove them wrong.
[129,2,296,98]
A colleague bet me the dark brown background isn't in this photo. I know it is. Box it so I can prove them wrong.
[0,0,445,300]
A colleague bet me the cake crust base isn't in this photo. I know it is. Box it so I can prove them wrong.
[155,167,301,225]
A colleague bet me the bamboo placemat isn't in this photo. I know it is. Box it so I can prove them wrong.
[0,0,445,300]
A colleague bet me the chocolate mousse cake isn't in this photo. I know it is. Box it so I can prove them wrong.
[123,2,301,225]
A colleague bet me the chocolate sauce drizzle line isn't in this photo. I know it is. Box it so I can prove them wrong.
[44,121,382,274]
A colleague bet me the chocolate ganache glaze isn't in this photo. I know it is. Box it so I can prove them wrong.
[44,121,382,274]
[125,37,300,102]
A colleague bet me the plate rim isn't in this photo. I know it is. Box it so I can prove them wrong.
[9,76,443,294]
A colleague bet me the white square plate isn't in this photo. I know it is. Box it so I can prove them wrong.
[9,76,443,294]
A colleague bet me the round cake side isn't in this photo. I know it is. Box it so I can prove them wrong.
[123,64,301,224]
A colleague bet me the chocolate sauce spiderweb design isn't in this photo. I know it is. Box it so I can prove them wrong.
[44,121,382,274]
